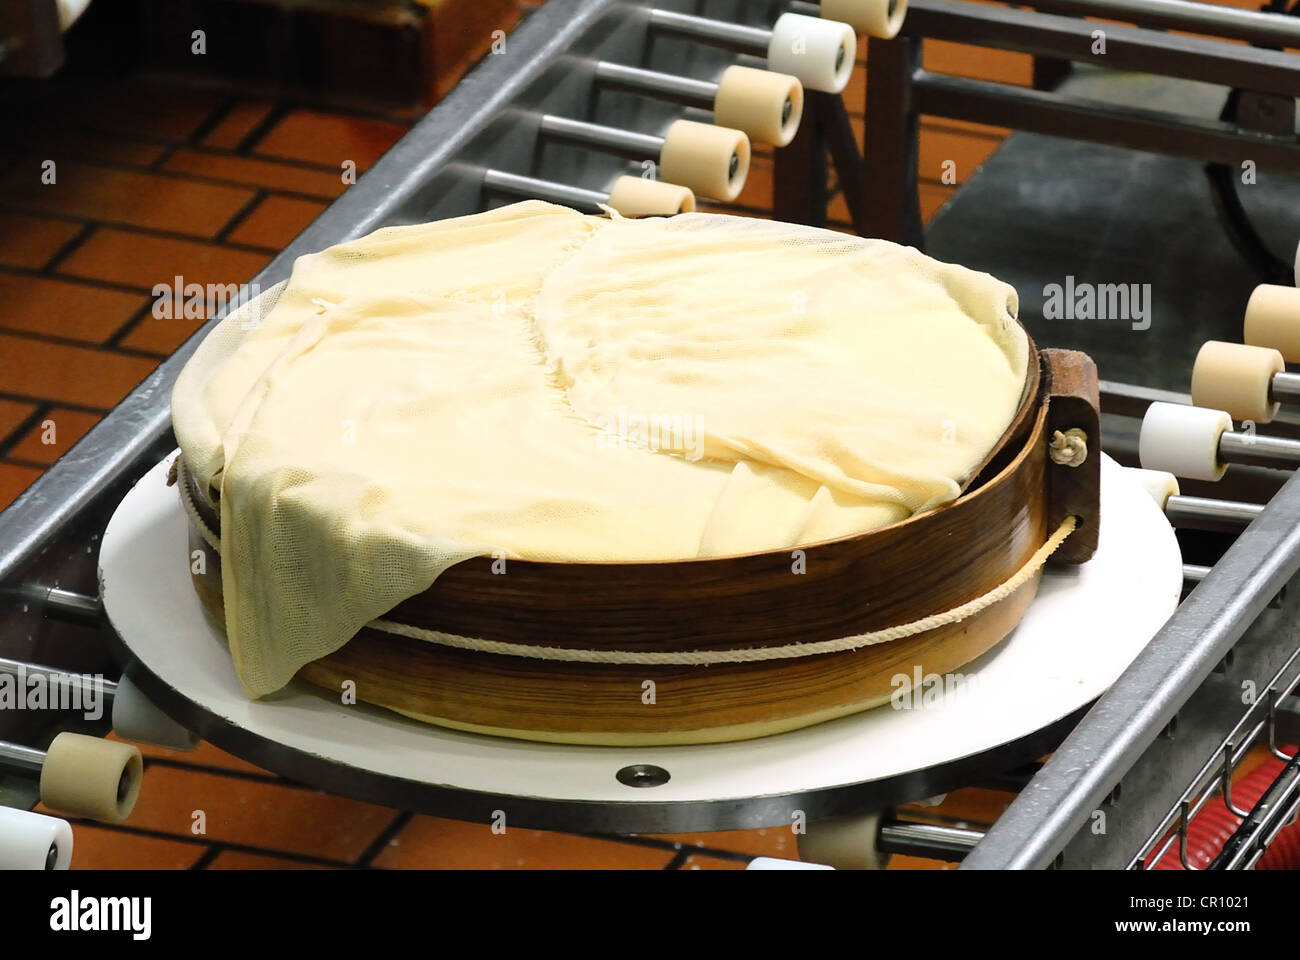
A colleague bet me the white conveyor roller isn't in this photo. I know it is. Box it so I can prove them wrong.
[767,13,857,94]
[0,806,73,870]
[539,114,750,201]
[1139,402,1232,482]
[649,9,857,94]
[595,62,804,147]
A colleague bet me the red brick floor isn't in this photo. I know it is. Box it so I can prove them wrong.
[0,26,1041,870]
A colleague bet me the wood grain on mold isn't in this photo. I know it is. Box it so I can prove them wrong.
[182,350,1055,656]
[179,351,1101,742]
[189,523,1041,743]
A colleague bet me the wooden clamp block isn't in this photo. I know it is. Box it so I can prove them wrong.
[1042,347,1101,564]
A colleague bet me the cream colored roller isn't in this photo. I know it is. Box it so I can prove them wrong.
[1139,401,1231,482]
[659,119,750,202]
[1243,284,1300,362]
[821,0,908,39]
[606,176,695,217]
[797,810,890,870]
[1191,340,1284,424]
[713,66,803,147]
[0,806,72,869]
[767,13,856,93]
[1125,467,1180,511]
[39,733,142,823]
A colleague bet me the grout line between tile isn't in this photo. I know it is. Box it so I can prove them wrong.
[139,755,303,786]
[65,817,364,869]
[235,103,293,156]
[354,810,413,867]
[0,390,105,416]
[215,188,268,244]
[189,844,224,870]
[0,203,289,256]
[0,403,52,458]
[585,832,752,863]
[2,133,355,196]
[663,848,690,870]
[0,323,158,357]
[102,299,161,351]
[2,457,52,471]
[0,259,154,296]
[40,222,97,275]
[189,98,242,147]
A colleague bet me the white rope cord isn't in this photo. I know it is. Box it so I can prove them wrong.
[171,455,1077,666]
[1049,428,1088,468]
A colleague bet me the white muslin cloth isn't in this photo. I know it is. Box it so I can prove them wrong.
[171,201,1027,697]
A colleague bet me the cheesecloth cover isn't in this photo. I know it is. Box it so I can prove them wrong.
[171,201,1027,697]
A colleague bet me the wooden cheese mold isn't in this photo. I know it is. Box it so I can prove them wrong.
[181,344,1101,745]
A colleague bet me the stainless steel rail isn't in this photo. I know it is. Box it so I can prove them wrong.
[963,469,1300,869]
[1024,0,1300,48]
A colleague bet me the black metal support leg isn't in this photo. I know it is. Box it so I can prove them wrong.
[818,93,873,237]
[773,92,828,227]
[864,34,924,248]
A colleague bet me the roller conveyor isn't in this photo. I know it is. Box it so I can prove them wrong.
[4,0,1300,874]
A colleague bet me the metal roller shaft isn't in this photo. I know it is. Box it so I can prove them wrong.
[538,114,665,161]
[2,582,101,626]
[0,656,117,701]
[647,8,774,55]
[0,740,45,776]
[594,61,719,109]
[877,820,984,860]
[1165,494,1263,533]
[1219,429,1300,471]
[482,169,609,211]
[1271,371,1300,407]
[42,586,100,625]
